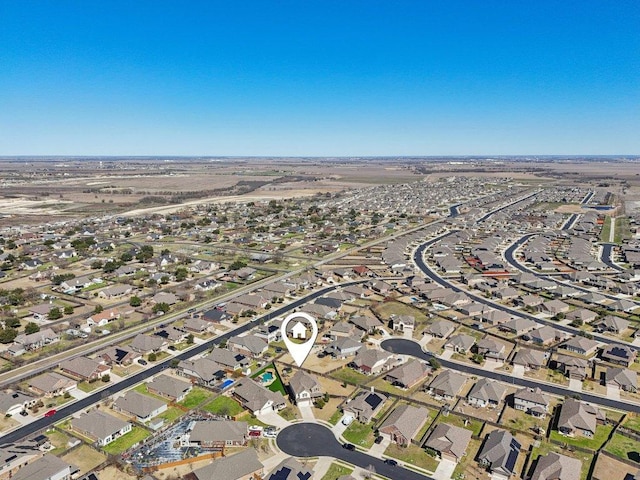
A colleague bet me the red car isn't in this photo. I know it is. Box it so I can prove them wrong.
[44,409,57,418]
[248,430,261,437]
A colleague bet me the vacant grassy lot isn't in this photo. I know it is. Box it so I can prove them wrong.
[177,386,212,409]
[342,421,375,448]
[321,463,353,480]
[77,379,109,393]
[102,426,150,455]
[203,395,244,417]
[61,445,106,474]
[372,301,429,324]
[623,415,640,432]
[385,443,439,472]
[330,367,369,386]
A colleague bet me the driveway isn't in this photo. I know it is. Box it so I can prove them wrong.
[299,404,316,421]
[482,359,503,371]
[432,458,456,480]
[512,365,525,378]
[606,385,621,401]
[367,434,390,458]
[256,410,291,430]
[440,350,453,360]
[568,378,583,392]
[331,414,350,439]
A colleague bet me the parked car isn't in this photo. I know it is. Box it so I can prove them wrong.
[138,359,148,366]
[342,443,355,451]
[384,459,398,466]
[342,415,354,426]
[44,409,57,418]
[168,345,177,351]
[374,436,383,444]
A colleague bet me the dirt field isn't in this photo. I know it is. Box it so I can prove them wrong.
[592,453,638,480]
[61,445,106,474]
[93,465,138,480]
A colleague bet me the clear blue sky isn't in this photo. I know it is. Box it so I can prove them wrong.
[1,1,638,156]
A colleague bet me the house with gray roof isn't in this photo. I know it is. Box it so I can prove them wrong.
[233,379,285,415]
[60,356,110,382]
[595,315,630,334]
[513,387,550,417]
[512,348,547,371]
[349,315,383,334]
[324,337,362,359]
[350,348,395,375]
[177,357,226,386]
[192,447,263,480]
[71,410,132,446]
[0,391,37,416]
[562,336,599,357]
[476,337,508,360]
[130,333,166,354]
[267,457,313,480]
[424,423,472,463]
[10,454,73,480]
[343,390,387,423]
[184,420,248,448]
[467,378,507,408]
[427,370,467,400]
[477,430,521,479]
[425,319,456,338]
[527,325,564,346]
[147,374,192,402]
[227,334,268,357]
[566,308,598,325]
[288,370,323,406]
[531,452,581,480]
[602,344,636,367]
[606,367,637,392]
[208,348,249,370]
[557,399,605,438]
[555,354,589,380]
[384,359,430,389]
[500,318,537,336]
[379,404,430,446]
[445,334,476,354]
[113,391,167,422]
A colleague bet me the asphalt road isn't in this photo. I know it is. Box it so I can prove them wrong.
[0,280,367,446]
[600,243,625,272]
[277,422,432,480]
[475,191,539,223]
[414,233,639,351]
[381,338,640,413]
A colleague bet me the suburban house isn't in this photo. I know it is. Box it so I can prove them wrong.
[60,356,110,382]
[343,390,387,423]
[130,334,166,354]
[9,454,73,480]
[554,354,589,381]
[255,323,282,343]
[208,349,250,371]
[27,303,53,321]
[424,423,473,463]
[28,372,77,398]
[467,378,507,408]
[392,315,415,334]
[98,284,133,299]
[605,367,637,392]
[427,370,467,401]
[557,399,605,438]
[562,336,599,357]
[96,345,141,366]
[530,453,581,480]
[232,379,286,415]
[594,315,630,334]
[147,374,193,401]
[500,318,537,336]
[512,348,547,371]
[288,370,323,407]
[267,457,313,480]
[527,325,564,346]
[378,404,430,447]
[203,308,232,323]
[191,448,263,480]
[324,337,362,359]
[601,344,636,367]
[13,328,59,354]
[350,348,395,375]
[184,317,212,334]
[425,319,456,338]
[113,391,167,422]
[71,410,132,446]
[477,430,521,479]
[513,387,550,417]
[444,334,476,354]
[384,359,430,389]
[540,299,571,316]
[349,315,383,334]
[0,391,37,416]
[227,335,268,358]
[326,321,361,341]
[476,337,507,360]
[177,358,226,386]
[86,308,121,327]
[183,420,248,448]
[566,308,598,325]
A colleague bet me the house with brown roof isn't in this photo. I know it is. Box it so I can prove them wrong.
[350,348,395,375]
[378,404,430,446]
[343,390,387,423]
[288,370,323,407]
[147,374,193,402]
[605,367,637,392]
[557,399,605,438]
[427,370,467,401]
[530,453,581,480]
[602,344,636,367]
[512,348,547,371]
[513,387,550,417]
[424,423,472,463]
[554,354,589,380]
[28,372,77,398]
[384,359,430,389]
[60,356,110,382]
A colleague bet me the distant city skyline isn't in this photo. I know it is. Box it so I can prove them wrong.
[1,1,638,156]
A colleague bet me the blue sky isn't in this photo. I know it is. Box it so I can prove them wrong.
[1,1,638,155]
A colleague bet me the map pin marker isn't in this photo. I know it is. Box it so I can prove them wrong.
[281,312,318,368]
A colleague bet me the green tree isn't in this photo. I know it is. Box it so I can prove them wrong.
[175,267,188,282]
[91,260,104,270]
[129,296,142,307]
[93,305,104,314]
[103,261,118,273]
[120,251,133,262]
[136,245,154,262]
[229,259,247,270]
[152,302,169,314]
[63,305,74,315]
[148,352,157,362]
[3,317,20,329]
[428,358,441,370]
[186,333,194,345]
[0,327,18,343]
[25,322,40,335]
[48,307,62,320]
[101,374,110,382]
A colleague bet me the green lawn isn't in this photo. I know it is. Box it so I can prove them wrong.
[321,463,353,480]
[102,426,150,455]
[155,406,184,425]
[605,433,640,461]
[328,409,343,426]
[623,415,640,433]
[251,364,287,395]
[385,443,440,472]
[77,380,108,393]
[203,395,244,417]
[438,414,483,437]
[600,216,612,242]
[342,421,375,448]
[330,368,369,386]
[549,424,613,450]
[177,387,212,409]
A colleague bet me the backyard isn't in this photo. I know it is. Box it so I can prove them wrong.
[203,395,244,417]
[549,424,613,450]
[177,386,213,409]
[102,426,151,455]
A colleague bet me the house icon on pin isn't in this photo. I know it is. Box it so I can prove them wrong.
[291,321,307,339]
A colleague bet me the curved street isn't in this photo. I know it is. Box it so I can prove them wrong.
[277,422,432,480]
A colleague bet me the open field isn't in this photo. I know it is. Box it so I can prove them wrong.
[61,445,106,474]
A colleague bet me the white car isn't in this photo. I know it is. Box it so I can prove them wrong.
[263,430,278,438]
[342,415,354,426]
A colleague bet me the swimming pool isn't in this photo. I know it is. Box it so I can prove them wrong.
[261,372,274,382]
[220,379,235,390]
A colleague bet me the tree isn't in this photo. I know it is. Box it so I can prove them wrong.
[136,245,154,262]
[152,302,170,314]
[175,267,188,282]
[91,260,104,270]
[428,358,441,370]
[129,296,142,307]
[24,322,40,335]
[229,259,247,270]
[103,261,118,273]
[48,307,62,320]
[0,327,18,343]
[120,251,133,262]
[101,374,110,382]
[148,352,157,362]
[160,275,170,285]
[186,333,194,345]
[63,305,74,315]
[3,316,20,329]
[471,353,485,364]
[94,305,104,314]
